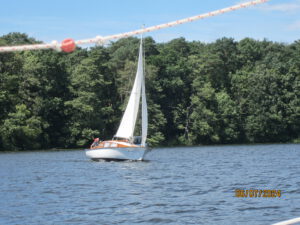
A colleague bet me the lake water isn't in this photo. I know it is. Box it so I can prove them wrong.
[0,144,300,225]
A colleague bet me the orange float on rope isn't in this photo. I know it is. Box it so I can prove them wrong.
[61,38,76,52]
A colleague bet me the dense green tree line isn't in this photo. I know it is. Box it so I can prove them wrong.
[0,32,299,150]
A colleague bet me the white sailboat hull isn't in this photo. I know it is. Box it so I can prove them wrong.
[85,147,149,161]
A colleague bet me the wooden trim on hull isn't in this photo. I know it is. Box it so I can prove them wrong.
[90,140,139,149]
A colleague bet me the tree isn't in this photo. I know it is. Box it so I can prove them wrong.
[1,104,44,150]
[65,46,116,147]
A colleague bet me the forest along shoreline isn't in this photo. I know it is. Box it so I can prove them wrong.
[0,32,299,151]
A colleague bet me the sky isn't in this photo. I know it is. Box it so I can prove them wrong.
[0,0,299,45]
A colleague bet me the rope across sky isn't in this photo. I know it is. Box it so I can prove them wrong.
[0,0,269,53]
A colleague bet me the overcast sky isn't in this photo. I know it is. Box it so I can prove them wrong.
[1,0,299,44]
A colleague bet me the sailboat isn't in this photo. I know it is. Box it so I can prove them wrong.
[85,38,149,161]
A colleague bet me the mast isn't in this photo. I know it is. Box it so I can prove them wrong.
[141,37,148,147]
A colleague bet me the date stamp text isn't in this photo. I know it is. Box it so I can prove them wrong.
[235,189,281,198]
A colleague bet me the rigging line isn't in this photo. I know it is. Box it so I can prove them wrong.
[0,0,269,53]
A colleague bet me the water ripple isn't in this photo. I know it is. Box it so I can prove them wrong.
[0,144,299,225]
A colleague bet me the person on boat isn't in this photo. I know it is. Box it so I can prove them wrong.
[91,138,100,148]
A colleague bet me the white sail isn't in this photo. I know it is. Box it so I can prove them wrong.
[115,40,144,140]
[141,69,148,146]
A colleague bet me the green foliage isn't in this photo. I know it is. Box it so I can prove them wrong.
[0,32,299,150]
[0,32,39,46]
[0,104,45,150]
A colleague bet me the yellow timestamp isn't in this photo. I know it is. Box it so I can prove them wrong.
[235,189,281,198]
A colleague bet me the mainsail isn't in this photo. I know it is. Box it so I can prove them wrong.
[115,39,147,146]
